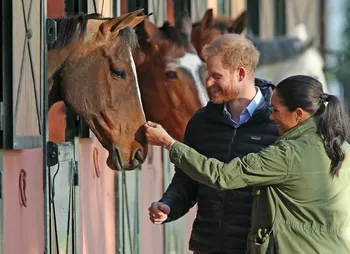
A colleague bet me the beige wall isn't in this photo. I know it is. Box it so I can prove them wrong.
[258,0,321,39]
[286,0,320,39]
[230,0,245,19]
[87,0,113,17]
[190,0,209,22]
[259,0,275,39]
[148,0,167,26]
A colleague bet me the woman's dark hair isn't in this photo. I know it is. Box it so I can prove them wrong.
[276,75,350,177]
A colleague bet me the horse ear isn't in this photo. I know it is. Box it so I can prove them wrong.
[97,9,147,41]
[200,9,214,32]
[142,19,162,41]
[175,14,193,40]
[228,11,247,34]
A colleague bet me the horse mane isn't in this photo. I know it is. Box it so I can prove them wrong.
[249,35,315,65]
[48,13,101,50]
[159,21,188,46]
[49,13,139,53]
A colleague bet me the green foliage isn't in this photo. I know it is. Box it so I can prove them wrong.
[336,1,350,101]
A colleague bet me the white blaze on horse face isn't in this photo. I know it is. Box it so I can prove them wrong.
[176,53,209,106]
[130,49,145,116]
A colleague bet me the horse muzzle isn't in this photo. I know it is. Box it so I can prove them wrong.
[107,146,147,171]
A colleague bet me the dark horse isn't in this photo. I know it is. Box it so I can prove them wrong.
[48,10,148,170]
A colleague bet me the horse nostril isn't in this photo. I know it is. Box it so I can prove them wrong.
[134,149,144,162]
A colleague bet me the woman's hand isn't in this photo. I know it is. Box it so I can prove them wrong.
[144,121,175,149]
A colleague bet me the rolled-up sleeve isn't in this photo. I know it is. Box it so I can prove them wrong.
[169,141,291,190]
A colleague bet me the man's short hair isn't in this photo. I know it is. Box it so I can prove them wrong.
[202,34,260,77]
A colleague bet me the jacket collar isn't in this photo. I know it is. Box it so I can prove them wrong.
[205,78,274,121]
[278,116,320,141]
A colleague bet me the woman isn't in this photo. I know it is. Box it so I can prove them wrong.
[144,75,350,253]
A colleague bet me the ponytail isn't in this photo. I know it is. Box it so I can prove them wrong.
[318,94,350,177]
[276,75,350,177]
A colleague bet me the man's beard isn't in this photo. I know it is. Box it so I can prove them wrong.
[207,83,240,104]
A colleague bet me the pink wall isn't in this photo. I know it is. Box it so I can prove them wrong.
[140,145,165,254]
[3,149,44,254]
[79,138,116,254]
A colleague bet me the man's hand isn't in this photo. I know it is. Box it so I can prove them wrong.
[148,202,171,224]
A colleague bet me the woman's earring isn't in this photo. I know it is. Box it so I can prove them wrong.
[296,116,301,123]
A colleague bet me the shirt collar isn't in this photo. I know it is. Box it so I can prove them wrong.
[246,87,263,117]
[224,87,264,117]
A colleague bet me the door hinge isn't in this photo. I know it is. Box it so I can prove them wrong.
[47,141,75,167]
[46,19,57,45]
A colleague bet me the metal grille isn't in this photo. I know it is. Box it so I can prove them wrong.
[1,0,44,149]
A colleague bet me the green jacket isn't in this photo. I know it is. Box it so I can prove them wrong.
[169,117,350,254]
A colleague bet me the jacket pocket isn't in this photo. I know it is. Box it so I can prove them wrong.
[248,229,272,254]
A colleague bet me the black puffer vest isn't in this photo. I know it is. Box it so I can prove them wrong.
[161,79,279,253]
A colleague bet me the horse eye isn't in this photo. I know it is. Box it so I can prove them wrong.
[111,69,127,79]
[165,71,178,79]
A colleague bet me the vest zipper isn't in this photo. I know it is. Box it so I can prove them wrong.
[220,127,237,249]
[227,127,237,161]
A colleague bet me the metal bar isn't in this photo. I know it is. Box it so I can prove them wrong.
[320,0,326,60]
[122,172,133,254]
[20,0,29,32]
[27,0,33,22]
[113,0,120,16]
[0,168,2,199]
[14,37,28,130]
[92,0,97,13]
[13,136,43,149]
[42,0,50,252]
[0,153,3,254]
[135,167,140,254]
[1,0,14,149]
[101,0,105,15]
[27,39,42,135]
[115,170,123,254]
[0,102,3,131]
[73,136,80,254]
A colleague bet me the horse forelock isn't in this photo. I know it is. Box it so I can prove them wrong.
[117,27,139,54]
[49,13,102,50]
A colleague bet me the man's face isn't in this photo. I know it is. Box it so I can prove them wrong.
[205,54,240,104]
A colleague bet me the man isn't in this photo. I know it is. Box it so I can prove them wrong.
[149,34,279,253]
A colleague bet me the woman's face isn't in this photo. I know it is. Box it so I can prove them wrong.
[270,90,299,135]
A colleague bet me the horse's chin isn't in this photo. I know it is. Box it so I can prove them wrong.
[106,147,144,171]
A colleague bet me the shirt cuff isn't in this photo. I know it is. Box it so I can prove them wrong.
[168,141,176,150]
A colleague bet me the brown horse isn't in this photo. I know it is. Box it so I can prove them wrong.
[48,10,148,171]
[191,9,247,60]
[135,19,208,141]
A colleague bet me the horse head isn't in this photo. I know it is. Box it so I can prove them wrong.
[48,10,148,171]
[191,9,247,60]
[135,18,208,141]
